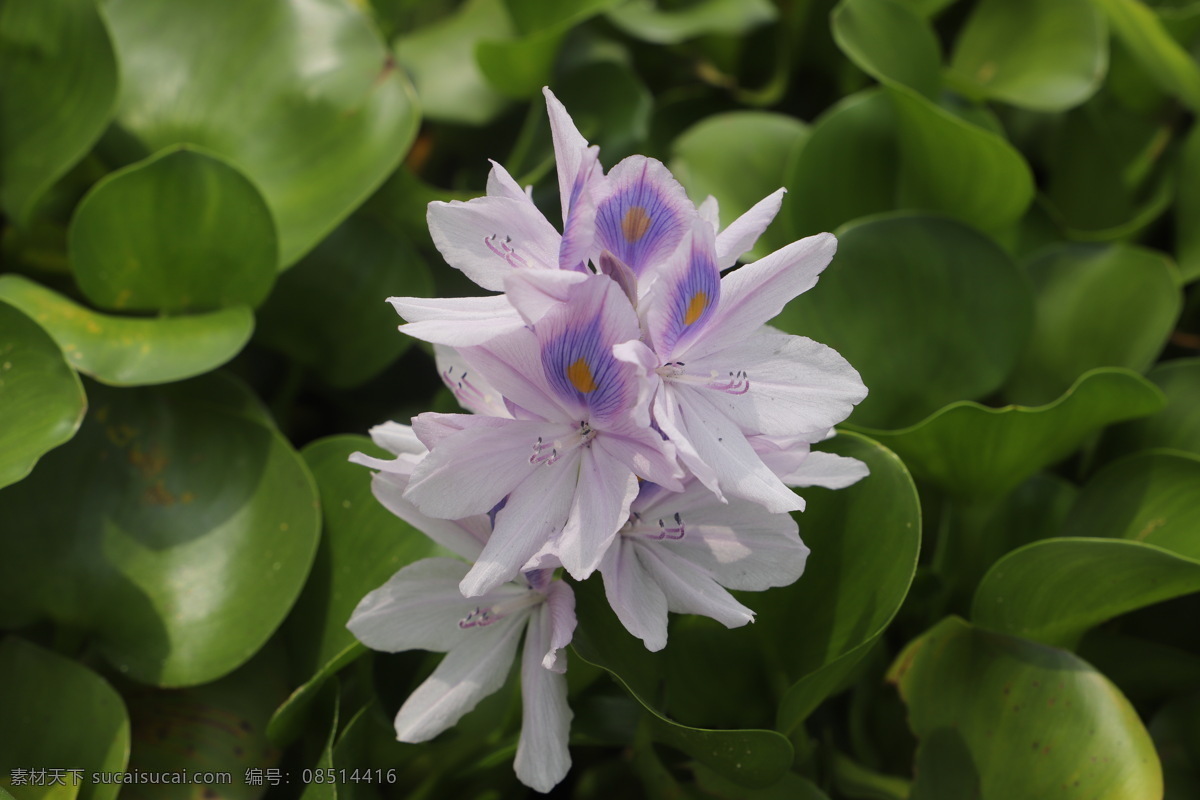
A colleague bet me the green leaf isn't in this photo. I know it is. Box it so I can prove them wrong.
[949,0,1107,111]
[571,580,794,789]
[120,641,289,800]
[1092,0,1200,111]
[888,84,1036,231]
[670,112,807,258]
[0,300,86,490]
[1004,243,1182,405]
[831,0,942,98]
[0,377,321,686]
[973,538,1200,649]
[68,147,277,313]
[255,215,432,388]
[0,275,253,387]
[785,90,899,239]
[695,763,832,800]
[774,213,1034,429]
[1041,93,1176,239]
[475,26,565,100]
[856,369,1166,499]
[555,61,653,162]
[0,638,129,800]
[889,617,1163,799]
[503,0,622,33]
[974,451,1200,647]
[0,0,117,222]
[105,0,419,266]
[1149,691,1200,798]
[1064,450,1200,557]
[605,0,777,45]
[1100,359,1200,459]
[1175,123,1200,282]
[396,0,512,125]
[766,432,921,732]
[269,435,442,745]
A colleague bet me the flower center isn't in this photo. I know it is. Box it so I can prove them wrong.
[623,510,686,541]
[529,421,597,465]
[458,590,544,629]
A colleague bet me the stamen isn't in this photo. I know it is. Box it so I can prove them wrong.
[707,370,750,395]
[442,366,488,407]
[622,510,686,541]
[457,590,544,628]
[528,422,596,466]
[484,234,529,268]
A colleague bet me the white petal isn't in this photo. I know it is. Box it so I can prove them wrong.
[544,86,594,227]
[486,159,531,201]
[370,472,488,562]
[461,326,574,424]
[592,425,684,491]
[347,558,525,653]
[461,448,581,596]
[390,295,526,347]
[698,195,720,231]
[404,417,551,519]
[427,196,561,291]
[514,604,573,793]
[683,231,836,360]
[541,580,577,672]
[502,269,589,327]
[637,544,755,629]
[636,483,807,591]
[434,344,512,417]
[555,447,638,580]
[780,450,870,489]
[393,610,527,742]
[715,188,786,269]
[369,421,425,457]
[687,327,867,437]
[599,537,669,651]
[664,384,804,513]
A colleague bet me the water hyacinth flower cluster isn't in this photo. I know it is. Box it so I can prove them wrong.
[346,89,869,793]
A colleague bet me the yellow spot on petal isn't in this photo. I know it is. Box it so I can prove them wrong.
[684,291,709,326]
[567,357,598,393]
[622,206,651,243]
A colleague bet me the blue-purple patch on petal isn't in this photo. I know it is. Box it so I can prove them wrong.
[595,156,695,277]
[657,230,720,357]
[541,312,628,421]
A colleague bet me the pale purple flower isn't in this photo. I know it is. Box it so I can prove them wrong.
[598,478,808,651]
[619,218,869,513]
[402,275,683,597]
[349,561,575,793]
[349,424,576,794]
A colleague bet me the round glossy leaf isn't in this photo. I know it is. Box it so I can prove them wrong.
[571,579,795,789]
[1149,691,1200,798]
[69,147,277,313]
[1093,0,1200,111]
[0,275,253,387]
[774,213,1034,429]
[605,0,777,45]
[832,0,942,99]
[889,84,1036,232]
[1005,243,1181,405]
[1064,450,1200,558]
[889,617,1163,800]
[0,0,117,222]
[119,642,288,800]
[105,0,419,266]
[670,112,807,259]
[973,539,1200,649]
[760,432,921,732]
[1101,359,1200,459]
[503,0,622,34]
[0,299,86,490]
[0,637,129,800]
[396,0,512,125]
[255,215,432,389]
[949,0,1107,111]
[269,435,442,745]
[0,378,321,686]
[785,90,899,239]
[858,369,1166,499]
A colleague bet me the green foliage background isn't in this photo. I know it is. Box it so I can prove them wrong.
[1,0,1199,797]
